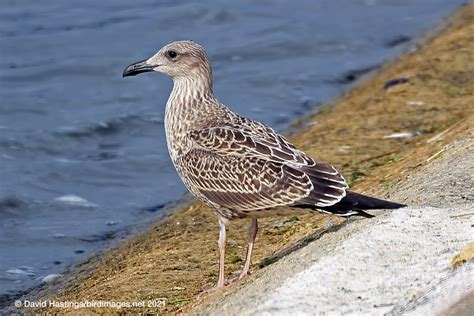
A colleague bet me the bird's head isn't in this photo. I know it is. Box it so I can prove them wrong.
[122,40,212,83]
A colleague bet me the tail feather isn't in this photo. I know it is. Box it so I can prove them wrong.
[297,191,406,218]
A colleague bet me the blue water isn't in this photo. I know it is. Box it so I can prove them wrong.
[0,0,466,298]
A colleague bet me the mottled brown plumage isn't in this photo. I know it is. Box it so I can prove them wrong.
[123,40,405,290]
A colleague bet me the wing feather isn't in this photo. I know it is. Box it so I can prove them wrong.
[184,115,348,211]
[179,151,313,211]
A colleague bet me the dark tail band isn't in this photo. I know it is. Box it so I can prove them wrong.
[297,191,406,218]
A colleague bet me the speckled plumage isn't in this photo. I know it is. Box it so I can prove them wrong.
[123,40,405,289]
[158,41,348,221]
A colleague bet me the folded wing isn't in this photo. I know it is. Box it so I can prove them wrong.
[183,116,348,211]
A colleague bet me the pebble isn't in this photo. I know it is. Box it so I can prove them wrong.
[406,100,425,106]
[383,132,419,139]
[42,274,62,283]
[383,77,409,89]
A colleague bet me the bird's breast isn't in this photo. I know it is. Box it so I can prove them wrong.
[164,113,196,173]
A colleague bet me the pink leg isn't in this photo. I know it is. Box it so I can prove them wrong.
[235,218,258,282]
[202,218,228,294]
[216,217,227,288]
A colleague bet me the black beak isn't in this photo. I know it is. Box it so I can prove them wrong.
[122,59,156,77]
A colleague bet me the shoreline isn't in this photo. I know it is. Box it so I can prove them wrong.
[6,3,474,314]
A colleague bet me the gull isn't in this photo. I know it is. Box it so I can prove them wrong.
[123,40,405,290]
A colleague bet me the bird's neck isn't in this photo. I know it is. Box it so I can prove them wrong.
[164,77,228,156]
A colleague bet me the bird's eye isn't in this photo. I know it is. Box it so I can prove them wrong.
[168,50,178,59]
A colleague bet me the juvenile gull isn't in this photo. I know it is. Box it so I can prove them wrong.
[122,40,405,290]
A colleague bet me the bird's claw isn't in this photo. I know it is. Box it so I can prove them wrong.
[228,270,251,285]
[199,279,230,295]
